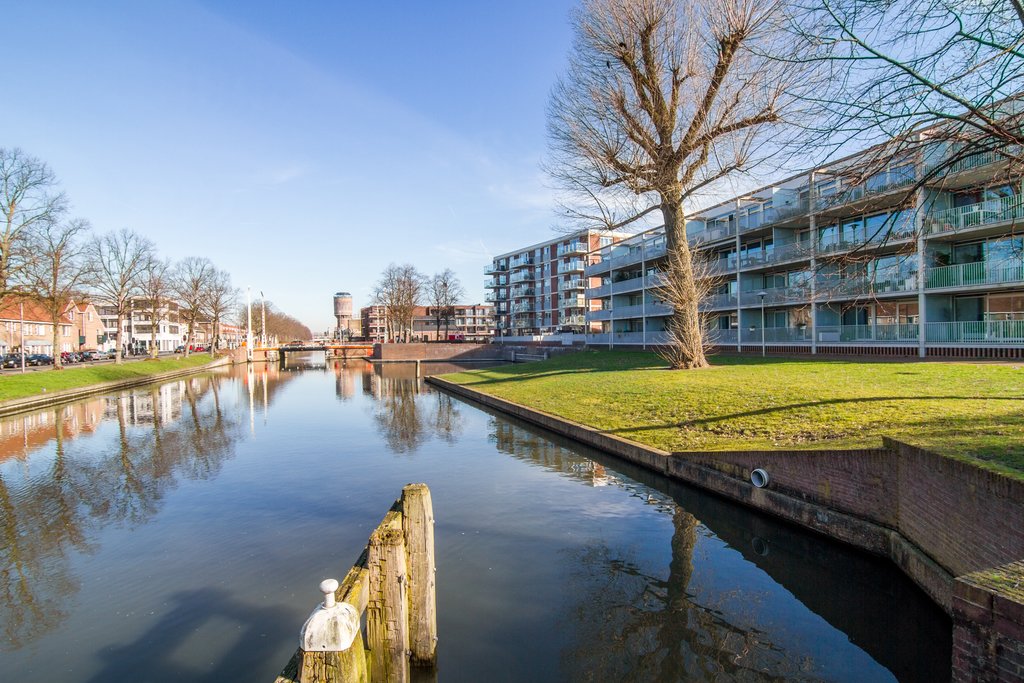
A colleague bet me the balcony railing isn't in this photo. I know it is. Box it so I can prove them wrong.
[560,315,587,326]
[815,174,916,212]
[924,195,1024,235]
[484,291,508,302]
[689,222,737,245]
[509,271,533,284]
[562,259,587,272]
[587,283,612,299]
[925,320,1024,344]
[738,240,812,269]
[485,263,508,274]
[509,256,535,269]
[586,309,613,322]
[816,273,918,298]
[932,145,1020,176]
[742,327,814,343]
[924,259,1024,289]
[740,286,810,305]
[556,241,588,256]
[702,293,738,310]
[559,279,585,291]
[511,303,535,314]
[559,295,586,308]
[815,324,919,343]
[485,278,507,288]
[510,287,535,298]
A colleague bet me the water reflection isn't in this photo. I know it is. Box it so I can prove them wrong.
[0,374,245,649]
[486,416,950,682]
[360,363,465,454]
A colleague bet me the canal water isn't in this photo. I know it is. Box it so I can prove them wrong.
[1,356,950,682]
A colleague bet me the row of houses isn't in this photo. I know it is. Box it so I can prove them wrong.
[0,296,245,356]
[487,135,1024,358]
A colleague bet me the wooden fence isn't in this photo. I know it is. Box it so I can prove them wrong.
[274,484,437,683]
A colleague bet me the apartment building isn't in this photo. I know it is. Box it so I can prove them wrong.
[0,298,78,355]
[485,230,628,341]
[585,138,1024,357]
[362,304,495,342]
[97,298,187,354]
[412,304,494,342]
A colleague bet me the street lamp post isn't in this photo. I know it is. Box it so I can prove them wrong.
[758,291,767,358]
[260,291,267,348]
[246,287,253,363]
[19,300,26,373]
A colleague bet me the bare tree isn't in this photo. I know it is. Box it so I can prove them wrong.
[548,0,809,368]
[22,219,92,368]
[140,257,172,357]
[203,269,237,353]
[428,269,465,340]
[0,149,68,298]
[373,264,425,342]
[170,257,215,356]
[233,300,312,343]
[89,229,155,364]
[790,0,1024,180]
[653,249,721,368]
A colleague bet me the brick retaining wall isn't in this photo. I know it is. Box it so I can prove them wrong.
[372,343,503,361]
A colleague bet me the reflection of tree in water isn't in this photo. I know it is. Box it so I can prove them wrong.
[365,366,464,454]
[491,419,610,486]
[561,506,817,682]
[0,376,243,649]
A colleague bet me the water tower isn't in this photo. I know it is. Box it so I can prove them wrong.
[333,292,353,340]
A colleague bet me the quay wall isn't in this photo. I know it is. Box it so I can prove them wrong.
[372,343,502,362]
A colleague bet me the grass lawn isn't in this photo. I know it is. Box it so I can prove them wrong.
[443,351,1024,477]
[0,354,220,402]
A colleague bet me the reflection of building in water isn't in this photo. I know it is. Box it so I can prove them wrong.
[102,380,186,425]
[0,398,105,464]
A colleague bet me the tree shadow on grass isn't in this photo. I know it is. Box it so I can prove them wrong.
[601,394,1024,435]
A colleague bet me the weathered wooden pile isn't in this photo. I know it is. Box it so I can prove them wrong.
[275,484,437,683]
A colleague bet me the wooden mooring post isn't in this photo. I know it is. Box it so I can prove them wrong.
[275,484,437,683]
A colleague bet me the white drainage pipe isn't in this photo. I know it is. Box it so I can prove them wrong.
[750,468,770,488]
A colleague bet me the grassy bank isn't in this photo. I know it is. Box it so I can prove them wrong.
[443,351,1024,476]
[0,354,220,402]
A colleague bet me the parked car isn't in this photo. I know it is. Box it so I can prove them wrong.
[1,354,20,368]
[174,345,185,354]
[104,349,118,359]
[60,352,77,364]
[79,350,97,362]
[27,354,53,366]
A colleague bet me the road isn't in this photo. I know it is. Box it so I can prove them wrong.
[0,352,197,374]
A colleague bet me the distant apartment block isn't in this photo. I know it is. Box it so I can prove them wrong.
[485,230,628,341]
[585,136,1024,357]
[361,304,494,343]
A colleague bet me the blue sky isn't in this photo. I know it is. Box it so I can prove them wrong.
[2,0,578,331]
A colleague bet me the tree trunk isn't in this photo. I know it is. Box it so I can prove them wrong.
[115,311,124,364]
[662,200,709,369]
[52,319,61,369]
[150,303,159,357]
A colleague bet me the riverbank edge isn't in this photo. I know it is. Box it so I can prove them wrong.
[0,356,232,418]
[427,376,1024,682]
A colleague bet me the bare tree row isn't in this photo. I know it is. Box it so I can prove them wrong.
[1,147,242,368]
[372,264,465,342]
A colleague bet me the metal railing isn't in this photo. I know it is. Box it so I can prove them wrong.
[509,271,533,284]
[562,259,587,272]
[924,259,1024,289]
[587,283,612,299]
[742,327,813,343]
[816,324,920,343]
[815,174,916,212]
[510,287,535,298]
[924,195,1024,235]
[925,320,1024,344]
[816,273,918,298]
[559,279,585,291]
[740,286,810,305]
[586,309,614,322]
[703,293,738,310]
[556,242,588,256]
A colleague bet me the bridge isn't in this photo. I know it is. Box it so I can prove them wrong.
[256,343,375,366]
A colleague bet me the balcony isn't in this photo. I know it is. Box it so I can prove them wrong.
[815,324,920,344]
[509,271,533,284]
[560,314,587,326]
[484,277,507,288]
[559,279,585,291]
[815,173,916,212]
[511,303,535,314]
[485,263,508,274]
[484,291,508,302]
[706,328,739,345]
[510,287,536,299]
[586,309,613,322]
[556,241,588,256]
[924,195,1024,236]
[739,240,812,269]
[742,326,813,343]
[740,285,810,306]
[604,303,672,319]
[702,293,738,310]
[924,258,1024,290]
[929,145,1021,178]
[559,294,586,308]
[689,221,736,245]
[561,259,587,272]
[817,273,918,298]
[588,282,612,299]
[509,256,535,269]
[926,320,1024,344]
